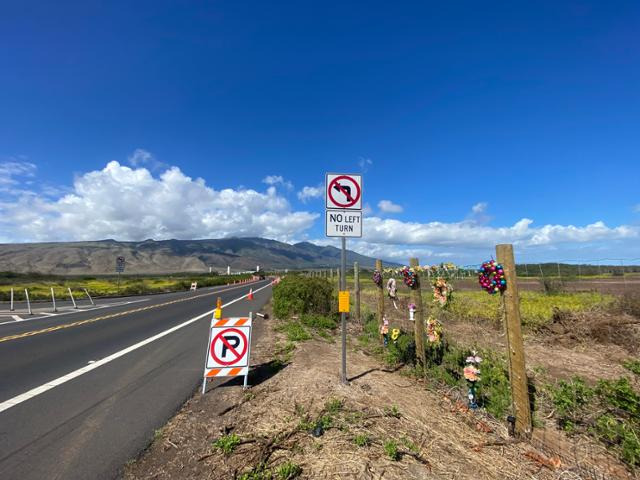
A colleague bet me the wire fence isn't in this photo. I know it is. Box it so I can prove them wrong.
[311,257,640,480]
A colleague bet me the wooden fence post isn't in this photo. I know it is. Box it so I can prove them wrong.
[409,258,426,368]
[375,259,384,336]
[496,244,532,437]
[354,261,361,323]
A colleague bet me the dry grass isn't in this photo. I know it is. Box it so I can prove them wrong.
[125,329,633,479]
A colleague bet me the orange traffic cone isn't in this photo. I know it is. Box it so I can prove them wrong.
[247,288,254,301]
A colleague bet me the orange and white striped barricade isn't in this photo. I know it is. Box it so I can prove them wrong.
[202,315,253,393]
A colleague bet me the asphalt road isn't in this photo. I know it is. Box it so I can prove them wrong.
[0,280,272,480]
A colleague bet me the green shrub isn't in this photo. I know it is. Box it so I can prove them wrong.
[276,461,302,479]
[474,349,511,419]
[593,415,640,467]
[401,436,419,453]
[383,439,400,461]
[275,321,312,342]
[384,332,415,366]
[595,378,639,417]
[324,397,343,414]
[550,377,594,420]
[384,405,401,418]
[353,434,370,447]
[237,463,273,480]
[623,359,640,376]
[273,275,333,318]
[548,375,640,467]
[300,313,338,330]
[212,433,241,455]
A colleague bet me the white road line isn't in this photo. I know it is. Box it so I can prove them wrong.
[0,298,152,326]
[12,315,23,322]
[0,282,272,414]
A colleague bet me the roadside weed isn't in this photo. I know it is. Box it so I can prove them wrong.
[213,433,241,455]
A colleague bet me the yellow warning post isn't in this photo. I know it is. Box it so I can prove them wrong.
[338,290,350,313]
[214,297,222,319]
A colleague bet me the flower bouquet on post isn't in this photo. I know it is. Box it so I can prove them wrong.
[463,351,482,409]
[372,270,383,287]
[432,277,452,307]
[400,266,417,289]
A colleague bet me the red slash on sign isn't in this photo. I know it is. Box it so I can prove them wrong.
[211,328,248,366]
[327,175,361,209]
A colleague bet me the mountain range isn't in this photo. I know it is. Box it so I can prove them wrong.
[0,238,395,274]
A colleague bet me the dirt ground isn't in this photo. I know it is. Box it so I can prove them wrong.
[442,312,639,385]
[361,287,640,386]
[123,302,636,480]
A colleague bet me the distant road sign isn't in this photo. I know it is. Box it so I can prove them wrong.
[326,174,362,210]
[325,209,362,237]
[115,256,125,273]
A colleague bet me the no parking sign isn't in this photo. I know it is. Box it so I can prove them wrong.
[202,316,253,391]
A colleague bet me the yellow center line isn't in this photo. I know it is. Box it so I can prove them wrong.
[0,283,260,344]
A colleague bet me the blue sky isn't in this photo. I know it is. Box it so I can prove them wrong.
[1,1,639,264]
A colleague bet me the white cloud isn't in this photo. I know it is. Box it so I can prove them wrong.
[358,157,373,172]
[362,217,637,248]
[262,175,293,190]
[0,160,36,187]
[340,215,640,264]
[128,149,152,166]
[468,201,491,224]
[362,203,373,216]
[0,159,318,243]
[471,202,487,214]
[310,210,640,264]
[378,200,403,214]
[634,204,640,213]
[297,185,323,202]
[127,148,168,171]
[1,156,638,265]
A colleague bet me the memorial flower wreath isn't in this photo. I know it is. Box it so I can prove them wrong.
[478,259,506,294]
[432,277,452,307]
[372,270,383,287]
[400,266,417,288]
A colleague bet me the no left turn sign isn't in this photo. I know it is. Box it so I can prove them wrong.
[326,174,362,210]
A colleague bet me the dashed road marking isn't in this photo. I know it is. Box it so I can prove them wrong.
[0,281,271,413]
[0,282,265,344]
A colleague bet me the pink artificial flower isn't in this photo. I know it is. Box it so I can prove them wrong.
[463,365,481,382]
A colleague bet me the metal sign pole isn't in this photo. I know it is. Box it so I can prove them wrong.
[51,287,57,312]
[68,287,77,309]
[325,172,362,387]
[244,311,253,390]
[341,236,347,384]
[202,324,213,394]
